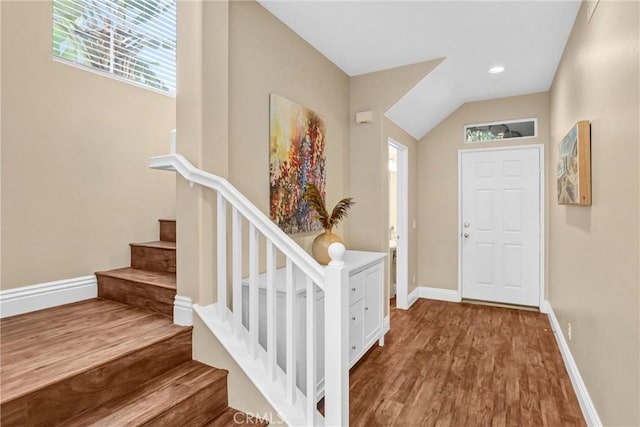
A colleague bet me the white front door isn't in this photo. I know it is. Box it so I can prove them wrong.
[460,146,542,307]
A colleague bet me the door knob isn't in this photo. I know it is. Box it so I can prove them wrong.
[463,232,470,238]
[464,222,470,228]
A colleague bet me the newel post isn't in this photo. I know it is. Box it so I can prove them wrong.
[324,242,349,427]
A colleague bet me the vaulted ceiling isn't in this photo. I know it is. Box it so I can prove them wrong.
[258,1,581,140]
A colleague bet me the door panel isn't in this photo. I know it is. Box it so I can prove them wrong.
[461,148,541,307]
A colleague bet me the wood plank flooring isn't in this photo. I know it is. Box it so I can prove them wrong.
[349,299,585,427]
[0,298,190,404]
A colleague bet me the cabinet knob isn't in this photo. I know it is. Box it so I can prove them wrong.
[351,316,356,321]
[351,287,356,292]
[364,307,368,311]
[351,345,356,350]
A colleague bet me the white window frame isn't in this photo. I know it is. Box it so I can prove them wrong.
[463,117,538,144]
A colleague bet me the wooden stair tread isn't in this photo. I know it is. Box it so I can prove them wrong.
[130,240,176,250]
[96,267,176,290]
[204,408,269,426]
[65,361,227,426]
[0,298,189,404]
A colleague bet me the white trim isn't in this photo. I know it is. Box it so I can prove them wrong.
[383,315,390,335]
[545,301,602,427]
[195,304,308,427]
[418,286,461,303]
[407,287,420,308]
[388,138,409,311]
[0,275,97,318]
[457,144,545,309]
[173,295,194,326]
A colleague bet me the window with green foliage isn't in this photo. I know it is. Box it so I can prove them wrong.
[464,118,537,144]
[53,0,176,94]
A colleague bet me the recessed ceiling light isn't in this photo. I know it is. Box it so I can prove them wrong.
[489,66,506,74]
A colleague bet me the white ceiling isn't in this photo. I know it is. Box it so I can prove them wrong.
[258,1,581,140]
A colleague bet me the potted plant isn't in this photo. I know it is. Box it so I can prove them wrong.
[304,182,355,265]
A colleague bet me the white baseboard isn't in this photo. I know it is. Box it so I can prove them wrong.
[545,300,602,427]
[0,275,97,318]
[407,287,420,308]
[418,286,461,303]
[174,295,193,326]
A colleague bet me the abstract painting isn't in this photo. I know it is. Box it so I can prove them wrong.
[269,94,326,233]
[557,120,591,205]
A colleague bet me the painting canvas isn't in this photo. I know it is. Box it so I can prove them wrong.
[557,121,591,205]
[269,94,326,233]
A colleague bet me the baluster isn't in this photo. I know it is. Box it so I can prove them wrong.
[324,243,349,426]
[232,207,243,338]
[306,276,317,424]
[249,223,259,359]
[266,240,277,380]
[285,258,296,404]
[217,193,227,319]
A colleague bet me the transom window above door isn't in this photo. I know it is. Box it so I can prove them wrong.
[464,118,537,144]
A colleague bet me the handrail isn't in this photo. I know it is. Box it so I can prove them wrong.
[150,153,325,286]
[152,150,349,426]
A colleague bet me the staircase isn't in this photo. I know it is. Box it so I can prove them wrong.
[0,219,266,426]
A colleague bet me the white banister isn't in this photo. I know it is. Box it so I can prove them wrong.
[232,207,242,338]
[266,240,277,381]
[249,223,259,359]
[285,257,296,404]
[150,153,324,286]
[325,242,349,427]
[151,151,350,427]
[305,276,317,424]
[216,193,227,318]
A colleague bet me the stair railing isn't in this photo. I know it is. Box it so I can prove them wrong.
[151,143,349,426]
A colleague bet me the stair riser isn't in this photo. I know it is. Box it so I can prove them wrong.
[131,246,176,273]
[144,376,228,426]
[0,330,192,426]
[98,275,176,317]
[159,220,176,243]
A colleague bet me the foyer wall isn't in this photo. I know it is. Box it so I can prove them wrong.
[548,1,639,424]
[417,92,550,291]
[229,1,350,254]
[1,1,176,290]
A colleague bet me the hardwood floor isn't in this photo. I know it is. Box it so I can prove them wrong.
[349,299,585,427]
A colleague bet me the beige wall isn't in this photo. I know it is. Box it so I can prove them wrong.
[348,60,441,315]
[385,118,419,295]
[417,93,550,291]
[1,1,176,290]
[228,1,350,253]
[548,1,639,425]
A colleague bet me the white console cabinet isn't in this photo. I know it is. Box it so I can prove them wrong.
[241,250,386,399]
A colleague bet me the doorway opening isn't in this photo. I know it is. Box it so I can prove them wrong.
[388,139,409,310]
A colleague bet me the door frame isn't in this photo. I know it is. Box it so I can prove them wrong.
[457,144,545,309]
[389,138,409,310]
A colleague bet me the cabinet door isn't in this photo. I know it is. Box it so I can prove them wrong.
[363,264,383,346]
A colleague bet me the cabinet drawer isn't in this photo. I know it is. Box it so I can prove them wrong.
[349,299,363,330]
[349,270,365,303]
[349,325,363,364]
